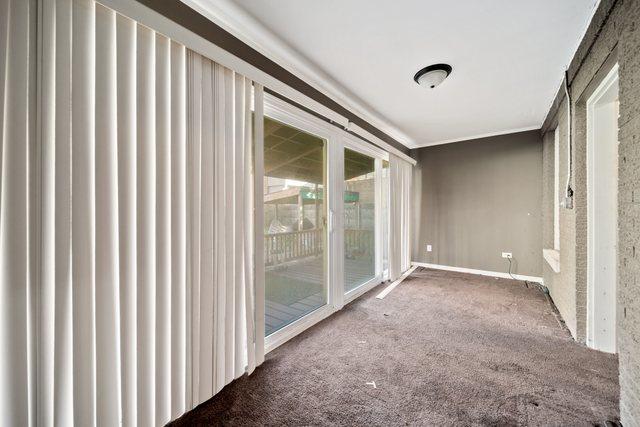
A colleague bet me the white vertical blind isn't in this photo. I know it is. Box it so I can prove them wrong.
[186,51,262,402]
[252,85,265,366]
[116,12,138,427]
[39,0,56,424]
[155,31,172,426]
[0,0,34,426]
[95,4,121,426]
[170,37,187,422]
[136,21,157,427]
[389,154,412,281]
[54,0,74,424]
[0,0,263,425]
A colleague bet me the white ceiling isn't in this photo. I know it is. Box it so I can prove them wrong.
[212,0,598,147]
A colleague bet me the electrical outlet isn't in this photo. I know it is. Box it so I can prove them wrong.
[426,244,432,252]
[502,252,513,259]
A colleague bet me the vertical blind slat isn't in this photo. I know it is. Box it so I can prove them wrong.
[0,0,31,424]
[170,41,187,419]
[213,63,227,394]
[187,52,202,407]
[198,57,214,400]
[116,13,137,427]
[223,67,235,388]
[53,0,74,424]
[136,23,157,427]
[54,0,73,425]
[155,32,172,427]
[0,0,8,203]
[38,0,57,424]
[71,0,97,425]
[233,74,246,380]
[95,4,121,425]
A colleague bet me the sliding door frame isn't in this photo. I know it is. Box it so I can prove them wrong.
[258,94,390,353]
[340,135,388,307]
[261,94,340,353]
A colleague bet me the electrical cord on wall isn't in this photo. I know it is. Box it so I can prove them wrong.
[507,257,550,295]
[507,257,530,288]
[563,69,574,206]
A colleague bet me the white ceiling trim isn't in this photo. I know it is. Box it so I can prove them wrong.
[347,123,417,165]
[102,0,416,163]
[414,125,541,148]
[180,0,417,149]
[103,0,349,129]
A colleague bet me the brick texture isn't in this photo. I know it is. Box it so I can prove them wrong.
[542,104,578,338]
[541,0,640,423]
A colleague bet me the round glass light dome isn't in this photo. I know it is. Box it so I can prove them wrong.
[414,64,452,89]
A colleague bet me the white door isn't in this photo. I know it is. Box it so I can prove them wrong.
[258,94,390,351]
[261,94,339,352]
[587,64,619,353]
[339,136,387,305]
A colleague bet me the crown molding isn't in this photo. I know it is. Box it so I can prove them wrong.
[347,122,417,165]
[413,125,541,148]
[180,0,416,149]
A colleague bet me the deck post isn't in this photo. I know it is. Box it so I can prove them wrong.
[298,191,304,231]
[314,184,319,229]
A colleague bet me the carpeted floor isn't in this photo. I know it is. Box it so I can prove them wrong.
[170,267,619,426]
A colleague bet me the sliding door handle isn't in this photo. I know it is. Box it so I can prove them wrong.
[327,209,335,234]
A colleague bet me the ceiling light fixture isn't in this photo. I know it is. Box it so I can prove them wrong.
[414,64,452,89]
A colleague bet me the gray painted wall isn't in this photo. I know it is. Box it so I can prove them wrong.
[539,0,640,423]
[411,131,543,277]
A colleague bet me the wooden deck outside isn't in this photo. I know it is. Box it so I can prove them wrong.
[265,257,375,336]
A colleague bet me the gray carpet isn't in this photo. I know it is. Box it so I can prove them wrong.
[170,267,619,426]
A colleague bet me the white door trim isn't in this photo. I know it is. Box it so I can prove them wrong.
[261,93,386,352]
[586,63,619,353]
[262,93,338,350]
[340,133,386,300]
[343,131,389,161]
[264,305,334,353]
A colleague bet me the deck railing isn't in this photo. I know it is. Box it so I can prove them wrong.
[265,229,323,266]
[345,229,374,258]
[265,228,374,266]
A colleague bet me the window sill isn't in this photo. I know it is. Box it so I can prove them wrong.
[543,249,560,273]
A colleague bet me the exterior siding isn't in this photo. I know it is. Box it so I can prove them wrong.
[542,103,578,337]
[541,0,640,423]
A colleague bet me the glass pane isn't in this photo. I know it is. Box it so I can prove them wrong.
[382,160,389,273]
[264,116,327,336]
[344,148,376,292]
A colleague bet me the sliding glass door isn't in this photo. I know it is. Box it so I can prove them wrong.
[343,148,377,292]
[259,94,390,348]
[263,116,328,336]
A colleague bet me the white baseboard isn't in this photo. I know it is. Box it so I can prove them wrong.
[411,262,544,285]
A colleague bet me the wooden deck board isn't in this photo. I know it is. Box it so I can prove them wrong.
[265,257,376,336]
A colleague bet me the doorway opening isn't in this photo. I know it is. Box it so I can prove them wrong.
[586,64,619,353]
